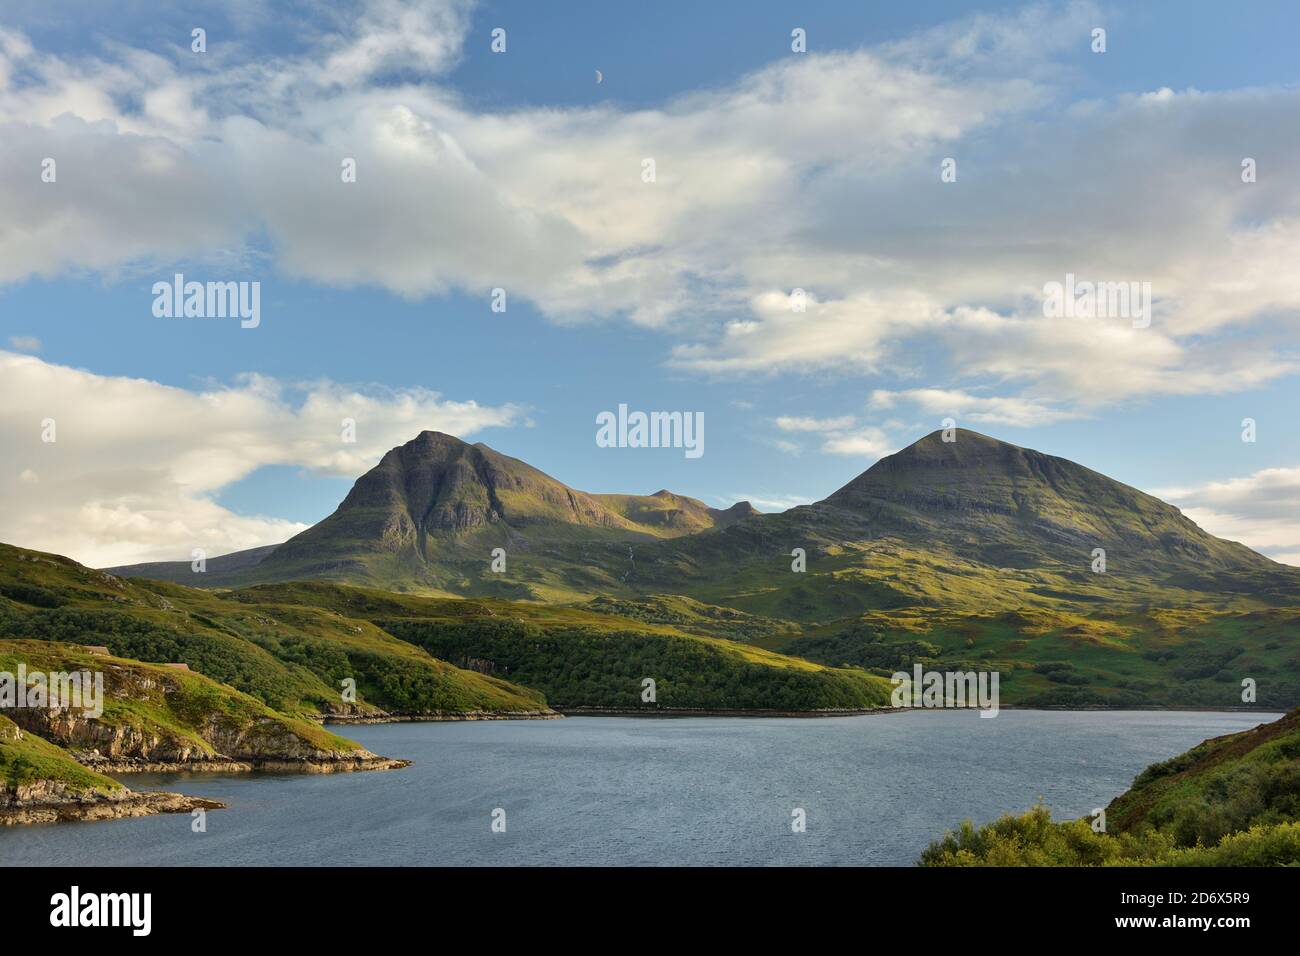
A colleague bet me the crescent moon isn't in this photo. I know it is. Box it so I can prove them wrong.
[595,69,603,84]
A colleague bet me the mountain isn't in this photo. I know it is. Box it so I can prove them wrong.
[110,428,1292,600]
[103,427,1300,708]
[824,428,1272,574]
[109,431,760,599]
[631,428,1298,613]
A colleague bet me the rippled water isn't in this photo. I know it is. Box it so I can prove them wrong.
[0,710,1275,866]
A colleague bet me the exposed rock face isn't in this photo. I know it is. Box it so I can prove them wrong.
[12,707,213,765]
[12,707,409,773]
[4,649,412,774]
[0,716,226,826]
[253,430,757,581]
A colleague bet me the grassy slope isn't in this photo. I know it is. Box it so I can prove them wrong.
[1106,707,1300,846]
[0,640,363,759]
[0,543,548,717]
[920,707,1300,866]
[185,508,1300,710]
[226,582,897,711]
[770,602,1300,709]
[1,543,893,713]
[0,714,123,799]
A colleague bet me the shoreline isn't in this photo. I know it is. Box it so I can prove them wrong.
[320,710,560,725]
[78,754,412,774]
[0,791,225,826]
[554,706,906,718]
[552,704,1279,719]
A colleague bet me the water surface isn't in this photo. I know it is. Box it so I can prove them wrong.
[0,710,1275,866]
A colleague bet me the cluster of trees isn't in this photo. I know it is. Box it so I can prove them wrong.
[0,604,542,716]
[379,617,889,710]
[0,606,322,712]
[919,804,1300,866]
[793,626,943,672]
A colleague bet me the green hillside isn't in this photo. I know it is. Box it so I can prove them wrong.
[0,543,550,718]
[0,639,369,766]
[1,543,896,714]
[226,582,897,711]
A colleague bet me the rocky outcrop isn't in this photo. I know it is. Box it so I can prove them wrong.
[3,645,413,775]
[0,788,225,826]
[11,707,411,774]
[0,715,226,826]
[72,750,409,774]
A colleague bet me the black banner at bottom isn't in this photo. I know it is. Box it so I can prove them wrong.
[0,865,1284,941]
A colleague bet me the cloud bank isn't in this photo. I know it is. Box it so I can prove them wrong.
[0,350,522,566]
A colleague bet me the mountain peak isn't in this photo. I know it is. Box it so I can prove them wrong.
[832,428,1052,495]
[104,426,1288,602]
[406,429,472,448]
[818,427,1271,574]
[895,427,1023,459]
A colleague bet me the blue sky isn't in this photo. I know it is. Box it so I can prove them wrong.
[2,0,1299,567]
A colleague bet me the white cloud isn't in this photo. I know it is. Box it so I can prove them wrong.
[774,414,857,433]
[1156,466,1300,566]
[869,387,1076,427]
[768,412,894,460]
[7,335,40,352]
[0,350,523,566]
[821,426,894,459]
[0,0,1297,425]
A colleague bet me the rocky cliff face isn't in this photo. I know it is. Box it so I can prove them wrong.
[1,643,411,774]
[12,705,407,773]
[0,714,226,825]
[252,430,756,583]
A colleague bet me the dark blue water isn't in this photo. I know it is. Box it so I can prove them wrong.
[0,710,1275,866]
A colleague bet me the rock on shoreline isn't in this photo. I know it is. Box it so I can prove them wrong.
[0,786,225,826]
[74,750,412,774]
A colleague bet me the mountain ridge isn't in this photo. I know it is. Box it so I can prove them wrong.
[102,427,1299,613]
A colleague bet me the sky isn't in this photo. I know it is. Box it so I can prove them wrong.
[1,0,1299,568]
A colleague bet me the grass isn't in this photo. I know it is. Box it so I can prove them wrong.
[1,542,901,714]
[0,543,549,717]
[0,640,364,758]
[228,581,897,710]
[0,714,123,797]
